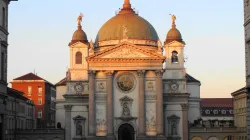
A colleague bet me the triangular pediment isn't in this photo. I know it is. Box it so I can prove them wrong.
[87,42,165,60]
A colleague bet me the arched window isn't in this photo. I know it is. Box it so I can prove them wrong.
[57,122,61,129]
[171,51,178,63]
[75,52,82,64]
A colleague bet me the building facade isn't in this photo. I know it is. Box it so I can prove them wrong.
[5,87,36,140]
[244,0,250,138]
[55,1,202,140]
[11,73,56,128]
[0,0,17,140]
[190,98,243,140]
[231,87,247,140]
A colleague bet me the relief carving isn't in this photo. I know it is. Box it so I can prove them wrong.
[146,102,157,135]
[146,81,155,92]
[96,104,107,136]
[96,81,106,93]
[103,47,148,58]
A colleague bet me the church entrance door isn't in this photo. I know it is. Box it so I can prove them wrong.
[118,123,135,140]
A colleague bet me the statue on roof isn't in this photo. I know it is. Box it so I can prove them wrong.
[77,13,84,26]
[169,14,176,24]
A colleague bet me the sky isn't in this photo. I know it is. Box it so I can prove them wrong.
[7,0,245,98]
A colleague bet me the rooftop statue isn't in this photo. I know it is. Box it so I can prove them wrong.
[77,13,84,26]
[169,14,176,24]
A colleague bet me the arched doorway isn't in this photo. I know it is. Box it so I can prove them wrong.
[118,123,135,140]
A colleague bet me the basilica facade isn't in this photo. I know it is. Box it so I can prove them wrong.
[55,0,201,140]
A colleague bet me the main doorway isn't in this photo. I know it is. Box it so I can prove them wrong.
[118,123,135,140]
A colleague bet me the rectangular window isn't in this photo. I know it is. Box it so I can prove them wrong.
[37,111,42,118]
[38,86,42,96]
[38,98,42,105]
[2,7,5,27]
[28,86,32,96]
[1,52,4,81]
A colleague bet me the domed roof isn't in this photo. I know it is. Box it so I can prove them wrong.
[95,0,159,45]
[165,23,183,44]
[69,25,88,45]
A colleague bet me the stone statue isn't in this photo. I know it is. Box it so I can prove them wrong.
[89,40,94,50]
[123,103,130,116]
[122,25,128,39]
[66,71,71,81]
[157,40,162,51]
[76,121,82,136]
[171,120,177,135]
[169,14,176,24]
[77,13,84,26]
[171,51,178,63]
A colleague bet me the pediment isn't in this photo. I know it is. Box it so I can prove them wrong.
[73,115,86,120]
[119,95,133,102]
[87,42,165,60]
[167,114,180,120]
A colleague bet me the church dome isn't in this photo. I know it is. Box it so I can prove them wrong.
[72,26,88,42]
[95,0,159,47]
[69,25,88,45]
[165,22,183,44]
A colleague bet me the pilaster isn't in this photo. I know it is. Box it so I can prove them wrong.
[64,105,73,140]
[105,70,114,137]
[137,70,146,136]
[88,70,96,136]
[181,103,189,140]
[155,70,165,137]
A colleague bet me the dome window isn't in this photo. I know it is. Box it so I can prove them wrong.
[171,51,178,63]
[75,52,82,64]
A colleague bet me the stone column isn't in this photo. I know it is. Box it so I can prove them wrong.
[137,70,145,136]
[88,70,96,136]
[155,70,164,136]
[106,71,114,136]
[181,104,189,140]
[64,105,73,140]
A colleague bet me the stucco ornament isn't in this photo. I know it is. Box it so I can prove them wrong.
[117,73,136,93]
[146,81,155,92]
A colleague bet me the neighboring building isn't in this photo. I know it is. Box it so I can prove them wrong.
[190,98,243,140]
[244,0,250,138]
[5,87,36,140]
[200,98,234,121]
[55,0,202,140]
[0,0,18,140]
[11,73,56,128]
[231,87,247,140]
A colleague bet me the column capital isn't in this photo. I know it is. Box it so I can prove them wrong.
[88,70,96,76]
[137,70,145,78]
[64,105,73,111]
[181,103,189,111]
[105,70,114,76]
[155,69,165,77]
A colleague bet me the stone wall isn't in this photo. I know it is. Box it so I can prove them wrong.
[15,129,65,140]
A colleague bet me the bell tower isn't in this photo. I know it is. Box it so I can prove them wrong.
[67,13,89,81]
[163,14,186,93]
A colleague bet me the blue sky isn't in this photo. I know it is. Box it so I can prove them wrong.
[8,0,245,98]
